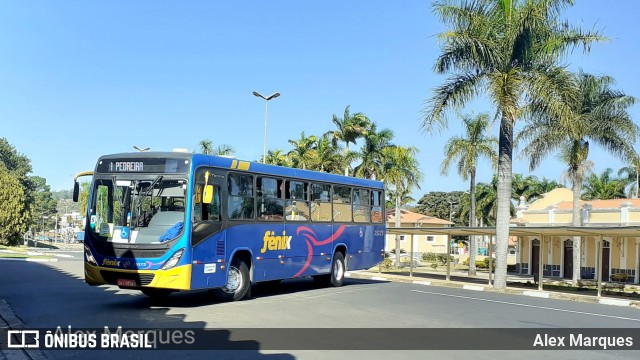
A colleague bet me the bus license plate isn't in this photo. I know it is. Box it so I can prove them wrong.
[117,279,137,287]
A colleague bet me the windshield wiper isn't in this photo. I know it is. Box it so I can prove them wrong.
[131,176,163,225]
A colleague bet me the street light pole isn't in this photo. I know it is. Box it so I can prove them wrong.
[252,91,281,163]
[448,201,457,222]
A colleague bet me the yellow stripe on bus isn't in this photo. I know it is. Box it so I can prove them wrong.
[231,160,238,169]
[237,161,250,170]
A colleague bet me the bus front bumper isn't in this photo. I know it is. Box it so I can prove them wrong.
[85,263,192,291]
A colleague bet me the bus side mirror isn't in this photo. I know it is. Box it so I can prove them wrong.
[203,185,215,204]
[73,182,80,202]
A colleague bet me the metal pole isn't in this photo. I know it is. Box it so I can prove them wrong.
[263,101,268,164]
[446,235,451,281]
[488,236,492,285]
[410,234,414,277]
[597,236,603,298]
[538,235,545,291]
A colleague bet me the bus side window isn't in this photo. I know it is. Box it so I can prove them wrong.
[228,173,254,220]
[371,190,383,223]
[257,177,284,221]
[310,183,331,222]
[285,180,309,221]
[332,185,352,222]
[353,188,370,223]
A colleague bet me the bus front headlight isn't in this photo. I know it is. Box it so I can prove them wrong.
[161,249,184,270]
[84,245,97,266]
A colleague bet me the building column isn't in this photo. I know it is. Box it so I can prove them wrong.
[635,239,639,285]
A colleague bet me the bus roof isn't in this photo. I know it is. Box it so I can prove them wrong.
[95,152,384,189]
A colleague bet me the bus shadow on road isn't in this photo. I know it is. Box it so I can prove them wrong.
[0,260,296,359]
[112,277,386,309]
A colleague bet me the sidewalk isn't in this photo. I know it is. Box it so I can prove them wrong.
[346,266,640,309]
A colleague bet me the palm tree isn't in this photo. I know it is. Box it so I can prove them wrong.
[354,124,395,180]
[422,0,603,289]
[381,146,423,268]
[198,139,214,155]
[198,139,236,156]
[287,132,318,170]
[264,149,292,167]
[617,157,640,198]
[312,136,345,173]
[582,168,627,200]
[532,177,563,200]
[385,188,416,210]
[327,106,371,176]
[518,71,638,285]
[441,113,497,276]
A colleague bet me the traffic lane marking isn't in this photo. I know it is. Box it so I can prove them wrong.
[410,289,640,323]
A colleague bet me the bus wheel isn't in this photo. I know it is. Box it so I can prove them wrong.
[141,288,173,298]
[329,252,345,287]
[214,258,250,301]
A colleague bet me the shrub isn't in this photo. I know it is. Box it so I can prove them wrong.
[437,254,452,265]
[422,252,439,262]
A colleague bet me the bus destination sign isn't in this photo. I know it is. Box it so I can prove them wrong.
[112,162,144,172]
[95,158,190,174]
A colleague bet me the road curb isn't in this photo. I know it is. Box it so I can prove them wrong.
[0,299,48,360]
[0,258,58,263]
[347,271,640,309]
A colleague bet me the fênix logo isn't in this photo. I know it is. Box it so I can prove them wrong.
[101,258,120,266]
[260,231,292,253]
[7,330,40,348]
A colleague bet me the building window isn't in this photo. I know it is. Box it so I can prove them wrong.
[426,236,435,243]
[399,235,405,241]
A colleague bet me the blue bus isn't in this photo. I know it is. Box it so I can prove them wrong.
[73,152,385,300]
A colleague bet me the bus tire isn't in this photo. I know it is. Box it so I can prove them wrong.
[214,258,250,301]
[329,252,345,287]
[141,288,173,298]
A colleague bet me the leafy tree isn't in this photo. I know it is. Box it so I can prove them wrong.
[441,113,497,275]
[581,168,627,200]
[422,0,603,289]
[0,165,29,245]
[326,106,371,176]
[30,176,57,230]
[414,191,466,224]
[518,71,637,285]
[0,138,35,231]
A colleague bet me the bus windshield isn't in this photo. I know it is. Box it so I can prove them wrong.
[88,176,187,244]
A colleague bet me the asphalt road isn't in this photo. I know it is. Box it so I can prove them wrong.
[1,256,639,360]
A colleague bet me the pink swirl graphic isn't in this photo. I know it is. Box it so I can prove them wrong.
[292,225,345,278]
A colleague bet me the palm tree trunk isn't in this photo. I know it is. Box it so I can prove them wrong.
[571,180,582,286]
[394,184,402,269]
[494,116,513,290]
[344,143,350,176]
[468,168,477,276]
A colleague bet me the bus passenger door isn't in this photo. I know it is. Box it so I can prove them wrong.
[191,168,226,290]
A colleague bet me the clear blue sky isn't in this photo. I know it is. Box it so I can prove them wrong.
[1,1,638,201]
